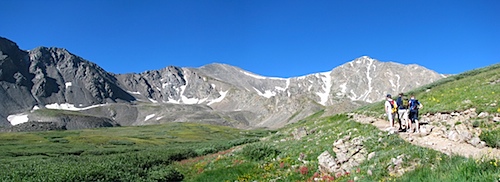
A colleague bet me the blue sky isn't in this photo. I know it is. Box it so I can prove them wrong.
[2,0,499,77]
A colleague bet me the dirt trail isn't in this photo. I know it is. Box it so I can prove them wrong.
[354,114,500,160]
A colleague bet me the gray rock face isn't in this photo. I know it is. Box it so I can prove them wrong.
[0,37,446,130]
[27,46,135,106]
[318,136,367,175]
[1,37,134,127]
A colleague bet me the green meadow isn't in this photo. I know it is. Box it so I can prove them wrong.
[1,64,499,181]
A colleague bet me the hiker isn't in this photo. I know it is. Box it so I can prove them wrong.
[396,93,410,132]
[408,95,423,133]
[384,94,397,128]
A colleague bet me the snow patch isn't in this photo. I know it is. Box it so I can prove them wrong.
[45,103,107,111]
[65,82,72,89]
[145,114,155,121]
[127,91,141,95]
[355,58,374,101]
[156,116,164,121]
[339,82,347,94]
[316,72,332,105]
[181,95,200,104]
[253,88,276,98]
[208,90,228,105]
[240,70,285,80]
[149,98,159,103]
[389,79,396,88]
[7,114,29,125]
[166,98,180,104]
[395,74,401,91]
[275,86,286,91]
[350,90,358,99]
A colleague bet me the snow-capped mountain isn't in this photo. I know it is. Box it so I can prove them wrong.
[0,37,445,130]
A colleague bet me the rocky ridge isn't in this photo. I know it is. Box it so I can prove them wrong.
[0,37,445,130]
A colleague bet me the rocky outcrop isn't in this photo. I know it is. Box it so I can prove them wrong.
[318,135,368,175]
[419,108,500,148]
[292,127,308,140]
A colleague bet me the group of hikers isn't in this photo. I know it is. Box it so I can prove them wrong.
[385,93,423,133]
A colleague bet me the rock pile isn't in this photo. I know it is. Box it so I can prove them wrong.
[420,108,495,148]
[386,154,417,177]
[317,135,368,175]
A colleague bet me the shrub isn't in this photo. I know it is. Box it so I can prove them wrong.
[479,128,500,148]
[241,143,280,161]
[148,166,184,181]
[472,120,481,128]
[49,138,69,143]
[108,140,135,145]
[195,147,217,156]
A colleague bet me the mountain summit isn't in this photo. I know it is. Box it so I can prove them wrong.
[0,37,445,130]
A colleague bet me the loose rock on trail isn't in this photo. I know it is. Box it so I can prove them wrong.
[351,113,500,160]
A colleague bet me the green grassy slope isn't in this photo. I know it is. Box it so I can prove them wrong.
[174,114,499,181]
[1,64,498,181]
[0,122,269,181]
[357,63,500,115]
[173,64,500,181]
[357,63,500,148]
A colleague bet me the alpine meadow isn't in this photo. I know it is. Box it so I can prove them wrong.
[1,43,499,180]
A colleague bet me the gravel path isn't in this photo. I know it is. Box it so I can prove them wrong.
[354,114,500,160]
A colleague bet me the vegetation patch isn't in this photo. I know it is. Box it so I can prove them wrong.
[0,122,269,181]
[240,143,280,161]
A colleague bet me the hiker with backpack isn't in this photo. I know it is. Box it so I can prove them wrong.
[384,94,398,128]
[408,95,423,133]
[396,93,410,132]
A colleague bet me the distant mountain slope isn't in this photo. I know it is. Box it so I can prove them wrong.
[358,63,500,115]
[0,37,445,130]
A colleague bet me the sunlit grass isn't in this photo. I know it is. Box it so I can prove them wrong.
[175,113,499,181]
[0,122,269,181]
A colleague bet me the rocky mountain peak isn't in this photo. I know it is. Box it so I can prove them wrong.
[0,37,22,54]
[1,37,447,130]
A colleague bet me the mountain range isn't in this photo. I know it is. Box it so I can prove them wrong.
[0,37,445,131]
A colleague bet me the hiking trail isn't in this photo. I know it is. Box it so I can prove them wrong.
[352,114,500,160]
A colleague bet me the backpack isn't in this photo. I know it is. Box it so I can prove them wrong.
[402,97,409,109]
[409,99,419,111]
[389,100,397,113]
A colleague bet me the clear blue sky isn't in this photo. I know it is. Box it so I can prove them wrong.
[2,0,499,77]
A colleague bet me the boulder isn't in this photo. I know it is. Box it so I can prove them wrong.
[318,136,367,175]
[478,112,489,118]
[447,131,460,142]
[367,152,376,160]
[419,125,434,136]
[292,127,308,140]
[455,124,472,142]
[318,151,338,174]
[477,141,486,149]
[493,117,500,122]
[468,137,481,147]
